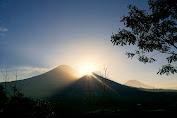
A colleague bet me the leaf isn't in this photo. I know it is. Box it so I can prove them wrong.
[158,64,177,75]
[111,0,177,75]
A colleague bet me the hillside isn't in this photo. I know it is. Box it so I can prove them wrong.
[2,65,81,98]
[52,73,161,104]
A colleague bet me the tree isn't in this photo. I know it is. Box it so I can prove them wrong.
[10,67,22,97]
[1,67,10,94]
[111,0,177,75]
[97,64,110,96]
[0,84,6,112]
[102,65,110,96]
[96,65,110,113]
[1,67,26,98]
[30,100,55,118]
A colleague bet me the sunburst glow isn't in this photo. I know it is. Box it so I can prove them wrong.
[79,63,97,75]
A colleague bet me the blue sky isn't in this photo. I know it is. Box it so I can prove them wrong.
[0,0,176,89]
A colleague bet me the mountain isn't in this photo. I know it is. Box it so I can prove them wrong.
[3,65,81,98]
[2,65,151,101]
[2,66,177,116]
[2,66,163,102]
[124,80,153,89]
[2,66,174,109]
[52,73,156,104]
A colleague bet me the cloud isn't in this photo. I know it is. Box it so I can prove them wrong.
[0,27,8,32]
[21,67,51,74]
[0,66,51,81]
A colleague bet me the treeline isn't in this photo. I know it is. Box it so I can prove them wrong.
[0,84,55,118]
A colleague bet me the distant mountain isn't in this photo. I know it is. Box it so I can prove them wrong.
[124,80,153,89]
[2,65,81,98]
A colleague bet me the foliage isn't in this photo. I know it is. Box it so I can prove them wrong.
[0,85,6,103]
[0,85,6,113]
[111,0,177,75]
[0,84,55,118]
[30,100,55,118]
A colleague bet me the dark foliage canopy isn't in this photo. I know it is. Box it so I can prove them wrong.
[111,0,177,75]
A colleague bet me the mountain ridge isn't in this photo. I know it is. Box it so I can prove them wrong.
[1,65,159,104]
[1,65,81,98]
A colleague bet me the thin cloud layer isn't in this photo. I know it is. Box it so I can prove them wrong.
[0,27,8,32]
[0,66,51,82]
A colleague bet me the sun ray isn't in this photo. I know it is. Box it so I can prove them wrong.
[91,74,119,95]
[79,63,97,75]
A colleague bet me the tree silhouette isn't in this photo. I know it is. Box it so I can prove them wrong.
[1,67,10,95]
[111,0,177,75]
[0,84,6,113]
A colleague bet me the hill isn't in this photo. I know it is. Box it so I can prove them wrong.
[2,65,81,98]
[52,73,160,104]
[1,67,167,102]
[124,80,153,89]
[50,73,177,115]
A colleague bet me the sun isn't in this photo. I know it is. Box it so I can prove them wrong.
[79,63,97,75]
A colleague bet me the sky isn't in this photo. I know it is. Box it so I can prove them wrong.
[0,0,176,89]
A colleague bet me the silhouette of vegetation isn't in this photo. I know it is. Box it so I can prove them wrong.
[0,68,56,118]
[29,100,55,118]
[0,85,6,113]
[111,0,177,75]
[0,84,55,118]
